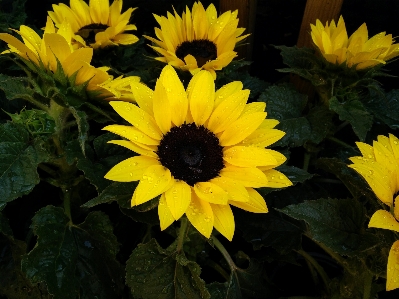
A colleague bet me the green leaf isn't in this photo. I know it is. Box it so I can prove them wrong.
[0,74,35,101]
[280,198,379,256]
[307,105,334,144]
[363,88,399,130]
[259,84,311,147]
[126,238,210,299]
[0,122,49,208]
[21,206,123,299]
[82,182,136,208]
[329,97,373,141]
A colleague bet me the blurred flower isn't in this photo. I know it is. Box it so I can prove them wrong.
[48,0,138,49]
[103,65,291,240]
[311,16,399,70]
[349,134,399,291]
[144,1,249,79]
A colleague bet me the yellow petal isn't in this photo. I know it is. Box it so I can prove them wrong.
[355,141,375,159]
[214,81,243,108]
[240,128,285,147]
[387,240,399,291]
[219,112,266,146]
[220,165,268,188]
[107,140,157,158]
[0,33,39,64]
[369,210,399,232]
[210,176,249,202]
[153,77,172,134]
[210,203,235,241]
[133,165,172,206]
[158,193,175,231]
[90,0,109,24]
[207,90,249,133]
[158,65,188,126]
[194,182,228,204]
[240,102,266,117]
[229,188,268,213]
[263,169,293,188]
[43,33,71,71]
[104,156,159,181]
[165,180,192,220]
[109,101,162,140]
[186,192,214,238]
[70,0,91,25]
[188,70,215,125]
[257,119,279,130]
[130,81,154,116]
[223,146,278,167]
[102,124,159,145]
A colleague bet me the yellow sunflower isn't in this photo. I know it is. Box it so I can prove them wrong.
[349,134,399,291]
[0,17,110,91]
[144,1,249,79]
[311,16,399,70]
[48,0,138,49]
[103,65,291,241]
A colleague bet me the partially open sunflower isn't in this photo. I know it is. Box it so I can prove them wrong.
[103,65,292,240]
[144,1,249,79]
[0,17,110,91]
[48,0,139,49]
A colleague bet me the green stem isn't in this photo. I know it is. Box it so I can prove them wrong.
[327,136,354,149]
[38,163,57,177]
[211,235,237,271]
[177,217,188,253]
[314,239,351,273]
[63,187,72,224]
[296,249,330,293]
[363,271,373,299]
[23,95,49,111]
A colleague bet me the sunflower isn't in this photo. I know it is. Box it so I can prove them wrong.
[311,16,399,70]
[144,1,249,79]
[0,17,110,91]
[48,0,138,49]
[103,65,291,241]
[349,134,399,291]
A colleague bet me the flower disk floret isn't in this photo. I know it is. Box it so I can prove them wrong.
[144,1,249,79]
[349,133,399,291]
[311,16,399,70]
[103,65,292,241]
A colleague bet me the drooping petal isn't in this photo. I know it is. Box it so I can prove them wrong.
[229,188,268,213]
[104,156,159,181]
[186,192,214,238]
[165,180,192,220]
[386,240,399,291]
[210,203,235,241]
[133,165,172,206]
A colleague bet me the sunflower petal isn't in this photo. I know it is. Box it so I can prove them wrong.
[186,193,214,238]
[220,165,268,188]
[223,146,278,167]
[387,240,399,291]
[104,156,159,182]
[188,70,215,125]
[165,180,192,220]
[158,193,175,230]
[153,78,172,134]
[107,140,157,158]
[103,124,159,145]
[210,203,235,241]
[368,210,399,232]
[194,182,228,204]
[210,176,249,202]
[133,165,172,206]
[229,188,268,213]
[263,169,293,188]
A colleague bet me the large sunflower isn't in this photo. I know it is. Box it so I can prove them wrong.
[48,0,138,49]
[0,17,110,91]
[349,134,399,291]
[144,1,249,79]
[311,16,399,70]
[103,65,292,241]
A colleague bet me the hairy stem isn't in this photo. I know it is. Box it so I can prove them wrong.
[177,217,188,253]
[212,235,237,272]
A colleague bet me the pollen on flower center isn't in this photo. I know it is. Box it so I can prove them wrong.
[175,39,217,67]
[76,24,109,44]
[156,123,224,186]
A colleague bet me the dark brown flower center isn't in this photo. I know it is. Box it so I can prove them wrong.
[175,39,217,67]
[76,24,109,45]
[156,123,224,186]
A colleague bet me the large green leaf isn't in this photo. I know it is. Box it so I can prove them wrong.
[329,97,373,141]
[0,122,49,209]
[280,198,379,256]
[21,206,123,299]
[126,238,210,299]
